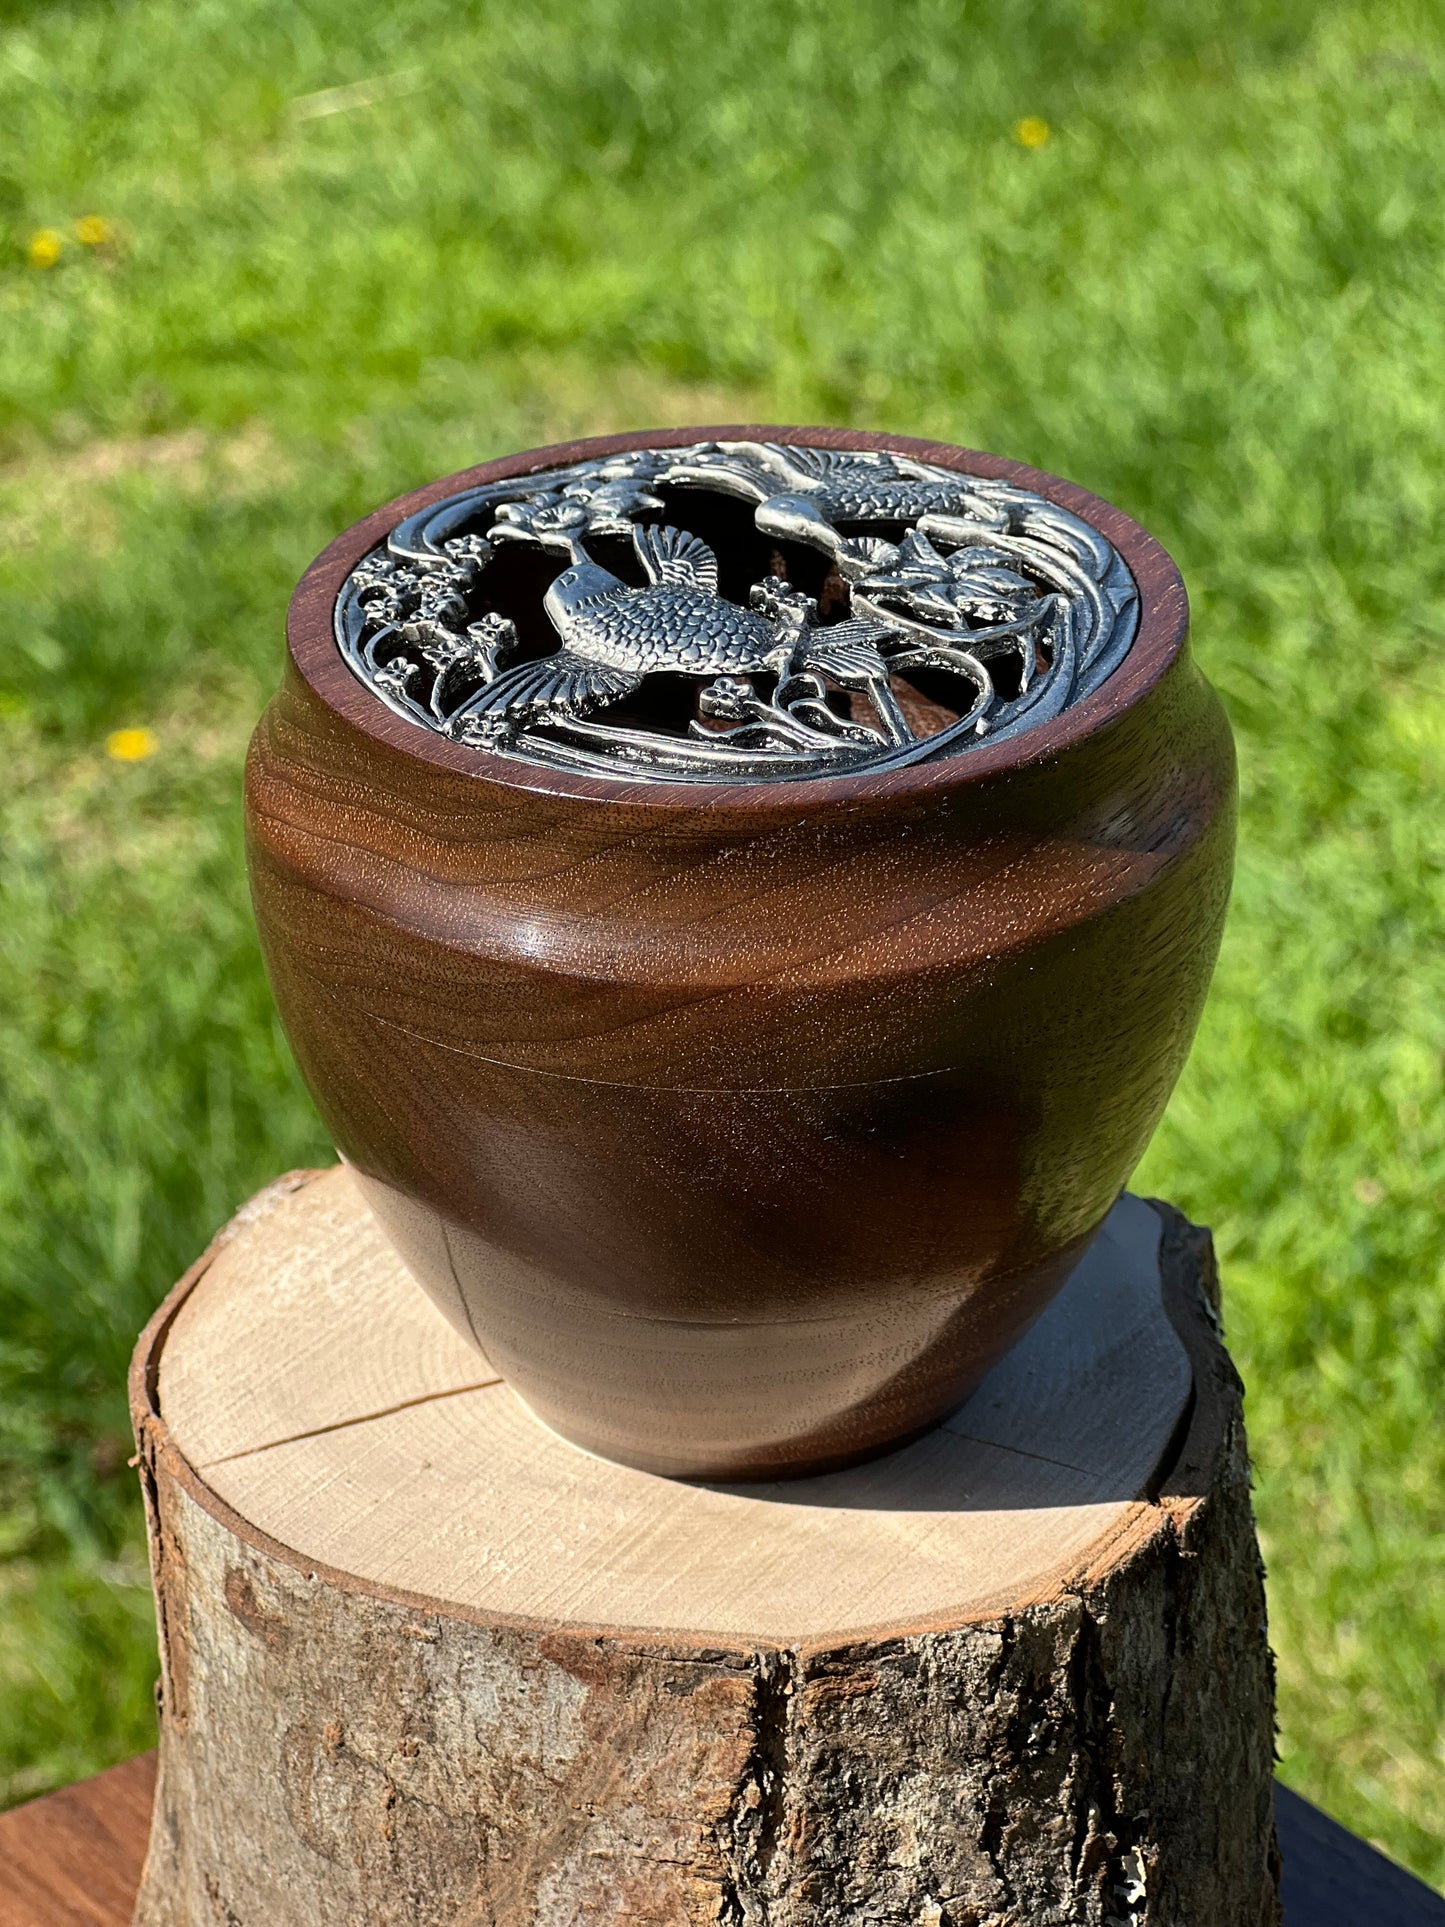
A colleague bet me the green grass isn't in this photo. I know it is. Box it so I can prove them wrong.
[2,0,1443,1886]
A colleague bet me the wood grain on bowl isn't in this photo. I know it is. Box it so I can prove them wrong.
[244,428,1236,1478]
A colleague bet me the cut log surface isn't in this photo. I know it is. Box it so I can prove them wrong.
[130,1167,1280,1927]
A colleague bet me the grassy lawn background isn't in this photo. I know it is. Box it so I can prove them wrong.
[3,0,1444,1886]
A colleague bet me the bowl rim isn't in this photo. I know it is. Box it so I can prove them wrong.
[287,424,1189,815]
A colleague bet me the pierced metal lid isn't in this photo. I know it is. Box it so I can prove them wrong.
[334,441,1138,783]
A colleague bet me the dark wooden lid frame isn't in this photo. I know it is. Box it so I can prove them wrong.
[288,425,1188,813]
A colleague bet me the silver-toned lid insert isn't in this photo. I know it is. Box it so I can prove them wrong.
[334,441,1138,783]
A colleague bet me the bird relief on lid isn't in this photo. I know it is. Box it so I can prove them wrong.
[333,441,1139,782]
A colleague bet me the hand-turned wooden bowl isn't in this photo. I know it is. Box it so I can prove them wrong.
[245,426,1235,1479]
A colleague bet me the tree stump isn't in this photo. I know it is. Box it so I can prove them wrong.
[129,1168,1280,1926]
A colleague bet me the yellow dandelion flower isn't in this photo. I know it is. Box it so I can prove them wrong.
[1013,116,1051,150]
[74,214,111,246]
[106,727,158,762]
[27,228,63,269]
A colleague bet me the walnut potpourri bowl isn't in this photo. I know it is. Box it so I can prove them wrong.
[244,426,1235,1479]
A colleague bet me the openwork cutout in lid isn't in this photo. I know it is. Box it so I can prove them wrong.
[334,442,1139,782]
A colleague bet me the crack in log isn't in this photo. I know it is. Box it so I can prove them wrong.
[979,1617,1020,1916]
[1156,1513,1184,1760]
[1066,1587,1166,1926]
[1066,1601,1123,1906]
[1141,1383,1197,1503]
[137,1420,189,1727]
[199,1378,504,1466]
[719,1648,795,1925]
